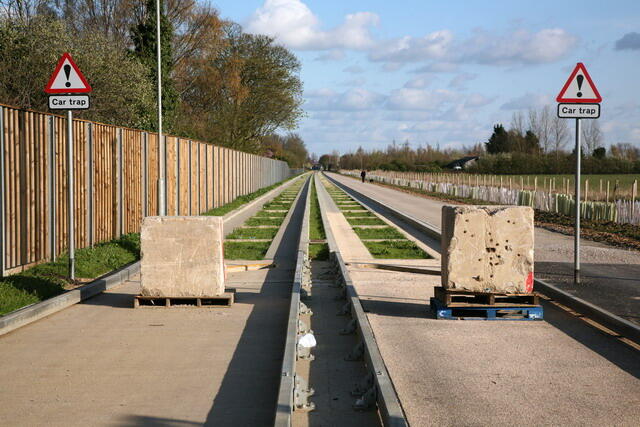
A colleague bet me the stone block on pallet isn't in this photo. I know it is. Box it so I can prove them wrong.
[441,205,534,294]
[140,216,225,297]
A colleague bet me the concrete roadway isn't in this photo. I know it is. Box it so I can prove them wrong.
[323,173,640,426]
[0,179,309,426]
[328,172,640,325]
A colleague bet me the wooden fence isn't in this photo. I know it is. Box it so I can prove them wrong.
[0,104,291,276]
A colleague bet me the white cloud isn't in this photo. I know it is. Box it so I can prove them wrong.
[369,30,454,62]
[449,73,478,89]
[246,0,379,51]
[306,87,385,111]
[459,28,577,65]
[386,88,458,110]
[343,65,364,74]
[500,93,552,110]
[315,50,346,61]
[369,28,576,68]
[404,76,433,89]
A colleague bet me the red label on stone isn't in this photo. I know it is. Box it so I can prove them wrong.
[525,272,534,293]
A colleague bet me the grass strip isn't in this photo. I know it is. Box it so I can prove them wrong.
[309,243,330,260]
[224,241,271,260]
[347,217,387,226]
[226,227,279,240]
[363,240,429,259]
[254,210,287,218]
[309,183,326,240]
[246,217,284,226]
[353,226,406,239]
[203,174,301,216]
[343,211,375,217]
[0,233,140,316]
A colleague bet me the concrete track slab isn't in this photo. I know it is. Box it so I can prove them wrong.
[318,178,640,425]
[328,173,640,324]
[347,258,640,426]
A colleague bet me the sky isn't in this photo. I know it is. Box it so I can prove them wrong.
[211,0,640,156]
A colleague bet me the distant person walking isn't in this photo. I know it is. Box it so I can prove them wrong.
[360,170,366,183]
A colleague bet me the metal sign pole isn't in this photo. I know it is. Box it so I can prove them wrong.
[156,0,166,216]
[574,118,581,284]
[67,110,75,281]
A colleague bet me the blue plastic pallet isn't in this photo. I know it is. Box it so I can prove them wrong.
[430,297,544,321]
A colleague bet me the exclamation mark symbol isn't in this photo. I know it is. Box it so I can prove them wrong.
[576,74,584,98]
[64,64,71,88]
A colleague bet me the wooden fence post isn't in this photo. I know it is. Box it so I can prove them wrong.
[117,128,123,237]
[142,132,148,218]
[48,116,56,261]
[0,105,4,276]
[606,180,610,203]
[87,122,94,247]
[632,180,637,220]
[585,179,589,202]
[176,138,181,215]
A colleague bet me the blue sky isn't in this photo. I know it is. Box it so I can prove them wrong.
[212,0,640,156]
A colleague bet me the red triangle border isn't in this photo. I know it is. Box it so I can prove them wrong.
[44,52,92,94]
[556,62,601,103]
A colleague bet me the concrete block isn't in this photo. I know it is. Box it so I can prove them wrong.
[441,205,534,294]
[141,216,225,297]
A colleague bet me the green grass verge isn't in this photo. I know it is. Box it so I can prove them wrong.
[0,233,140,316]
[226,227,279,239]
[203,174,301,216]
[347,217,386,226]
[363,240,429,259]
[309,243,330,260]
[353,226,406,239]
[246,217,284,226]
[224,241,271,260]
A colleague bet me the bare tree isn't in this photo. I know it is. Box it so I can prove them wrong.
[550,115,569,154]
[581,119,603,155]
[510,111,525,137]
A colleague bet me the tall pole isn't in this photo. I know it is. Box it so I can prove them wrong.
[156,0,166,216]
[67,110,75,281]
[574,118,581,284]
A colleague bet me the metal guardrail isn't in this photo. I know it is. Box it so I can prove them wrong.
[325,172,640,345]
[314,173,408,427]
[274,176,313,426]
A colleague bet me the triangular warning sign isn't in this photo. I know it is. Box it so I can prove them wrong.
[556,62,601,103]
[44,53,92,94]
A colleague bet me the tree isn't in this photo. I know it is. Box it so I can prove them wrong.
[593,147,606,158]
[510,111,525,137]
[486,124,511,154]
[550,115,569,154]
[130,0,179,131]
[0,16,155,128]
[523,130,541,154]
[528,106,551,152]
[582,120,603,154]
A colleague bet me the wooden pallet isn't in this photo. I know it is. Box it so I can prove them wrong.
[134,289,235,308]
[430,297,543,321]
[434,286,539,307]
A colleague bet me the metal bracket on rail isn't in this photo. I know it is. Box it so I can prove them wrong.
[337,301,352,316]
[294,374,316,411]
[299,301,313,316]
[352,371,375,396]
[345,340,364,361]
[297,319,313,335]
[340,319,357,335]
[353,384,377,411]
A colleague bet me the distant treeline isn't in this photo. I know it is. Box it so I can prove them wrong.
[320,107,640,174]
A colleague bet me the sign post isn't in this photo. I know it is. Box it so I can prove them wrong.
[45,53,92,282]
[556,62,602,284]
